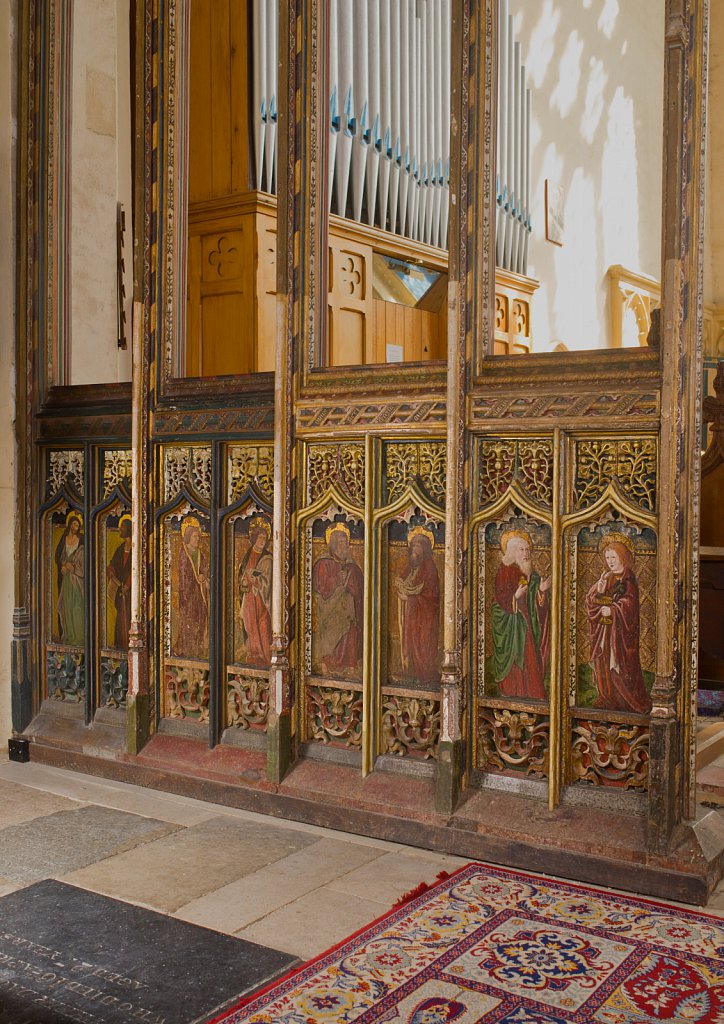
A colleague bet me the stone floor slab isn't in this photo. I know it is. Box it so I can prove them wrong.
[0,805,179,883]
[0,778,84,828]
[0,880,297,1024]
[173,836,385,933]
[327,849,454,905]
[235,883,386,960]
[62,815,319,914]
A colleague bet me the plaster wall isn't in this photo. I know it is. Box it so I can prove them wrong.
[68,0,132,385]
[511,0,664,351]
[0,0,16,747]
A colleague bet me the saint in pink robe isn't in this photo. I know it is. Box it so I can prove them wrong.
[586,567,651,714]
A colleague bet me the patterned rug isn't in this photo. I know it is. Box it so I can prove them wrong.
[698,688,724,717]
[209,862,724,1024]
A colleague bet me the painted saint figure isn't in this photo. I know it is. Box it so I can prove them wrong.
[585,534,651,714]
[107,514,132,649]
[55,512,85,646]
[238,516,273,666]
[175,516,210,660]
[492,530,550,701]
[394,526,441,684]
[312,522,364,676]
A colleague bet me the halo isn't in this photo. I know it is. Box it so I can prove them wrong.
[119,513,132,529]
[249,515,271,538]
[66,511,83,529]
[599,531,635,555]
[408,525,435,549]
[500,529,531,554]
[325,521,351,545]
[182,515,201,539]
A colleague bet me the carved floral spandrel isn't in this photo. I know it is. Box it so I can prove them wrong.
[165,665,210,723]
[228,445,274,504]
[227,672,269,731]
[385,442,446,507]
[477,708,550,778]
[163,447,213,504]
[478,439,554,508]
[571,719,649,790]
[307,443,365,507]
[574,439,657,512]
[101,655,129,708]
[307,686,363,747]
[382,695,440,759]
[103,450,132,498]
[47,649,85,702]
[48,451,85,498]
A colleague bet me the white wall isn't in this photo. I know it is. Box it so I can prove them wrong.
[69,0,132,384]
[511,0,664,351]
[0,0,16,747]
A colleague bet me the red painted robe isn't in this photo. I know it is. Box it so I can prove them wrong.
[586,568,651,714]
[239,547,273,666]
[492,563,549,701]
[312,556,364,674]
[400,556,441,684]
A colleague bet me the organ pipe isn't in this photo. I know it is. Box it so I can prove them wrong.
[249,0,531,268]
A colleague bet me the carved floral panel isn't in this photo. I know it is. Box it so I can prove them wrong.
[227,670,269,731]
[307,442,365,508]
[163,446,212,504]
[478,438,554,508]
[228,444,274,504]
[574,438,657,512]
[477,708,549,779]
[307,685,363,748]
[571,719,649,790]
[382,695,440,759]
[384,441,446,507]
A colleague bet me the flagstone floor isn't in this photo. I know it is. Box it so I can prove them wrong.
[1,758,724,966]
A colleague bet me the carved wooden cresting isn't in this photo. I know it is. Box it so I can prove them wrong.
[13,0,711,888]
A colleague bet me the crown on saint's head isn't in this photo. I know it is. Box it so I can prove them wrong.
[248,515,271,538]
[408,525,435,549]
[500,528,532,553]
[599,531,635,555]
[182,515,201,538]
[325,521,351,545]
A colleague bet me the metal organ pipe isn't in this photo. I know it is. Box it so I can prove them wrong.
[248,0,531,268]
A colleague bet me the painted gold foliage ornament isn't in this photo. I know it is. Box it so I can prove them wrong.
[165,665,210,723]
[574,439,657,511]
[48,451,85,497]
[307,686,363,747]
[227,673,269,730]
[103,450,132,498]
[478,708,549,778]
[47,649,85,701]
[478,439,553,508]
[163,447,212,504]
[571,720,649,790]
[385,442,446,507]
[228,445,274,503]
[307,443,365,507]
[382,696,440,759]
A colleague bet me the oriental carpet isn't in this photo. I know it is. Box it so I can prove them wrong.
[209,862,724,1024]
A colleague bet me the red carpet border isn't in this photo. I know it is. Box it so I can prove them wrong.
[209,862,724,1023]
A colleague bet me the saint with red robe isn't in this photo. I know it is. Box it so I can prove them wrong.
[394,528,441,684]
[585,537,651,714]
[312,522,364,676]
[175,517,210,660]
[238,516,273,666]
[491,530,550,701]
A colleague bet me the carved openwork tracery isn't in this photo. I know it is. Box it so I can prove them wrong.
[163,447,212,504]
[103,450,132,498]
[574,438,657,512]
[227,670,269,731]
[385,442,446,507]
[307,442,365,507]
[228,444,274,504]
[477,708,550,779]
[47,451,85,498]
[165,663,210,723]
[478,438,553,508]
